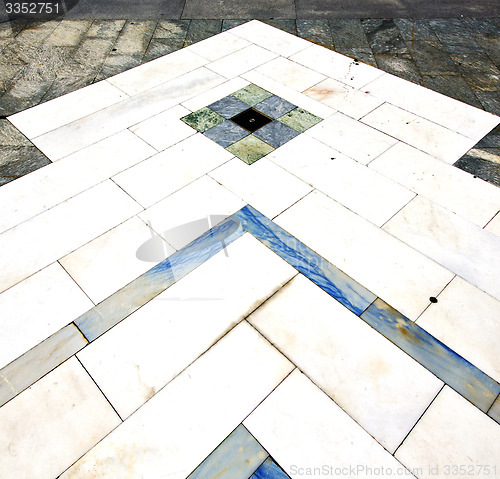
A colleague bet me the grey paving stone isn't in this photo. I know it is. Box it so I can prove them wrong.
[253,120,299,148]
[454,153,500,188]
[297,20,333,47]
[335,46,376,66]
[40,74,95,102]
[0,63,23,93]
[0,19,27,38]
[422,74,483,109]
[465,73,500,93]
[0,79,53,115]
[222,20,251,32]
[461,18,500,37]
[428,19,483,53]
[64,0,184,19]
[109,20,156,56]
[361,19,408,55]
[209,96,250,119]
[329,19,370,49]
[72,37,116,69]
[95,54,143,81]
[254,95,296,119]
[44,19,91,47]
[406,41,459,75]
[154,20,190,38]
[450,52,499,76]
[182,0,295,19]
[394,19,439,42]
[0,119,32,146]
[86,20,126,38]
[261,20,297,35]
[184,20,222,46]
[476,91,500,116]
[470,35,500,68]
[374,54,423,84]
[0,146,51,178]
[296,0,409,18]
[203,120,249,148]
[144,38,185,61]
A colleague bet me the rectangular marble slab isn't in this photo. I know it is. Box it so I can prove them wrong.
[274,190,453,319]
[0,130,155,234]
[0,324,88,408]
[248,274,442,453]
[244,370,412,479]
[9,80,129,139]
[60,322,293,478]
[32,68,224,160]
[383,195,500,302]
[0,180,142,294]
[0,357,121,479]
[186,31,251,62]
[360,298,500,412]
[76,234,295,418]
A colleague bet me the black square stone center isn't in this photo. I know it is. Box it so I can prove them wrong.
[230,108,272,133]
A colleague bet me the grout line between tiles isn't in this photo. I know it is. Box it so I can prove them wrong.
[392,383,445,457]
[57,259,97,307]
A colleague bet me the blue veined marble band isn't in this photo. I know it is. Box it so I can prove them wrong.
[361,299,500,412]
[188,425,268,479]
[251,457,291,479]
[234,205,376,316]
[75,216,244,342]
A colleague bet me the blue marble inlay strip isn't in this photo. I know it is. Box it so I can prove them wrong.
[361,299,500,412]
[187,425,268,479]
[234,205,376,316]
[75,216,244,342]
[250,457,291,479]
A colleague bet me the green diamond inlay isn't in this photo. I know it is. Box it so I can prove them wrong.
[278,107,322,133]
[232,84,273,106]
[181,107,225,132]
[226,135,275,165]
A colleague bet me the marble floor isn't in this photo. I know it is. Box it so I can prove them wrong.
[0,20,499,479]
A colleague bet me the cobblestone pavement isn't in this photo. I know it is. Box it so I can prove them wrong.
[0,18,499,186]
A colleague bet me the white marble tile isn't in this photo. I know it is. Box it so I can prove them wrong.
[77,234,296,419]
[269,135,415,226]
[275,190,454,319]
[128,104,195,151]
[230,20,311,57]
[0,130,155,235]
[249,274,442,453]
[364,73,500,141]
[370,142,500,227]
[384,195,500,302]
[242,70,336,119]
[186,31,251,61]
[362,103,477,164]
[244,370,413,479]
[113,134,233,208]
[139,175,245,250]
[60,217,175,305]
[9,80,128,139]
[206,44,277,79]
[64,322,293,477]
[0,357,121,479]
[290,44,385,89]
[182,77,249,112]
[303,77,384,120]
[209,158,313,219]
[32,68,224,161]
[0,180,142,294]
[255,57,326,92]
[107,48,208,96]
[306,112,398,165]
[396,386,500,479]
[416,276,500,382]
[485,213,500,237]
[0,263,92,370]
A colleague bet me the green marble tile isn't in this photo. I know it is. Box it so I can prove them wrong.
[226,135,275,165]
[278,108,322,133]
[232,84,273,107]
[181,107,225,132]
